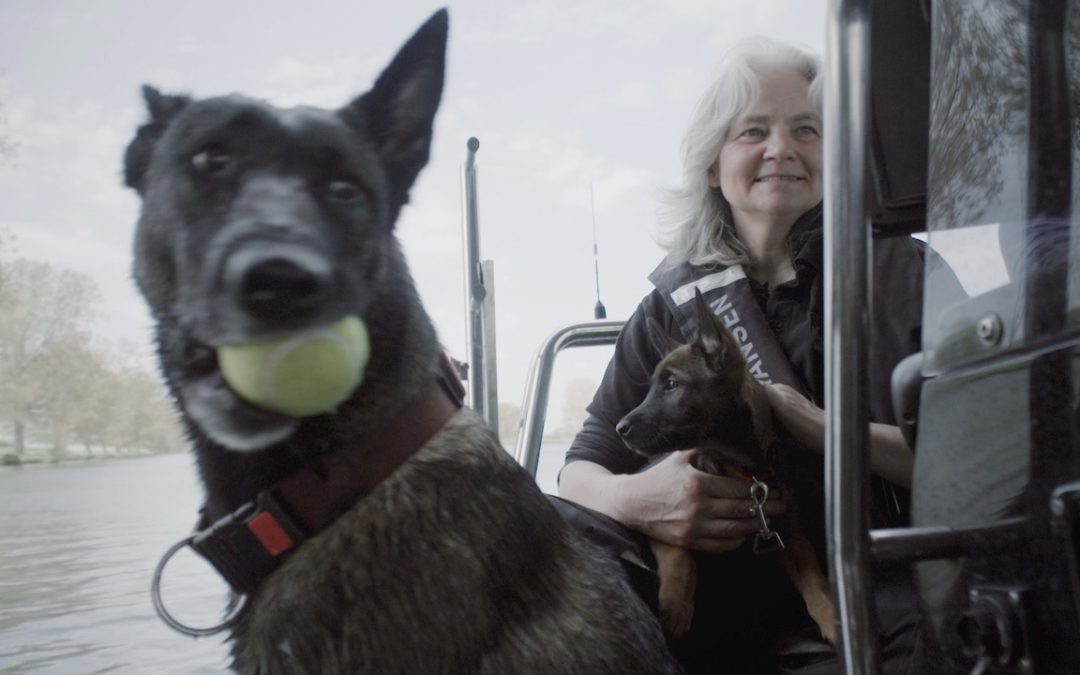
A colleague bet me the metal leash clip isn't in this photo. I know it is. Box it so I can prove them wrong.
[749,478,785,555]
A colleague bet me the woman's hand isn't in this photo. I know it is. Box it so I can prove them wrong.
[765,383,826,453]
[616,450,786,554]
[764,382,913,488]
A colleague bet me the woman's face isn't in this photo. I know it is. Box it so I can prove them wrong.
[710,70,822,228]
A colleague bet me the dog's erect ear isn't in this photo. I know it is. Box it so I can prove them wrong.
[141,85,191,124]
[645,317,682,358]
[124,85,192,195]
[693,288,744,369]
[341,9,447,218]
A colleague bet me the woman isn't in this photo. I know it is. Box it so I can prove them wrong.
[558,38,924,673]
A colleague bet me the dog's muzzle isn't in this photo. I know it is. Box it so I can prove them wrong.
[176,230,356,451]
[222,241,334,322]
[188,228,360,347]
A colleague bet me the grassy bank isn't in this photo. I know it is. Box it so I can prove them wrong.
[0,441,173,467]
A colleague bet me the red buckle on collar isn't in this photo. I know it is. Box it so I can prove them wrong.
[247,511,295,556]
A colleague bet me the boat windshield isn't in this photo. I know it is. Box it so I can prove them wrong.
[921,0,1080,374]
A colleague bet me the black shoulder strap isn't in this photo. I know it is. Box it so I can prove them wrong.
[649,259,811,397]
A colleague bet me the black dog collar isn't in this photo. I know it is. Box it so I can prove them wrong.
[152,357,464,635]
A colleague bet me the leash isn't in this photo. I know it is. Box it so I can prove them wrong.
[151,355,464,637]
[748,477,786,555]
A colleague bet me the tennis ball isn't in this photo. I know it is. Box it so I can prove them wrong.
[217,315,370,417]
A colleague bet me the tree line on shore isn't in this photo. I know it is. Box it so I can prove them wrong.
[0,240,185,463]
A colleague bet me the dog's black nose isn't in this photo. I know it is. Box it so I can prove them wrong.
[615,419,632,438]
[223,246,333,320]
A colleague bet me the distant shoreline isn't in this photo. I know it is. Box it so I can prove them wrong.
[0,447,182,470]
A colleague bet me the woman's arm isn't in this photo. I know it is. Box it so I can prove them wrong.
[559,452,782,554]
[764,382,913,488]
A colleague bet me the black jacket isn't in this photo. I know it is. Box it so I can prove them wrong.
[564,205,927,530]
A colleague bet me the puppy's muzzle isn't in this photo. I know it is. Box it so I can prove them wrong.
[616,412,651,454]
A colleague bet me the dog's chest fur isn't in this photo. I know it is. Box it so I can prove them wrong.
[229,410,662,674]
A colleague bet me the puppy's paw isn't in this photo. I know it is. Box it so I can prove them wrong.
[807,596,838,646]
[820,621,838,646]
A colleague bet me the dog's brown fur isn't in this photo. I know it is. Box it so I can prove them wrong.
[616,290,836,644]
[126,10,679,673]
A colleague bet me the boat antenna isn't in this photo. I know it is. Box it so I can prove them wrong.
[590,183,607,319]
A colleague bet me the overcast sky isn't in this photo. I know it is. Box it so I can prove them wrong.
[0,0,829,433]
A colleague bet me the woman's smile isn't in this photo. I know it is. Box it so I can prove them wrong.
[755,174,806,182]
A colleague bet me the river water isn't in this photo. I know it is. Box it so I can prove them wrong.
[0,444,570,673]
[0,454,232,673]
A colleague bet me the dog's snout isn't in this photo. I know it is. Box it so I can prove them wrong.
[615,418,632,438]
[242,256,324,307]
[224,245,333,319]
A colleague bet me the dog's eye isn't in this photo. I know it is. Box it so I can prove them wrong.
[327,180,365,203]
[663,377,679,392]
[191,149,232,175]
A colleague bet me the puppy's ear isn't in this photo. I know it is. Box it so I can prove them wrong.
[693,288,744,369]
[341,9,447,220]
[124,85,191,195]
[646,317,682,358]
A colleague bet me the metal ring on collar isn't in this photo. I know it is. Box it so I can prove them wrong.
[151,535,247,637]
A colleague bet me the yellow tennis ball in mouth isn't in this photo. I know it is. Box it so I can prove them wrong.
[217,315,370,418]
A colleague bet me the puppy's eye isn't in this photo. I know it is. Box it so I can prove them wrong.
[663,377,679,392]
[191,149,232,175]
[327,179,365,203]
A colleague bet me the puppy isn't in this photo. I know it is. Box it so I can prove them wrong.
[616,290,836,644]
[126,10,679,674]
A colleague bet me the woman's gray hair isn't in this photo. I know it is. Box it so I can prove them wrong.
[657,37,823,267]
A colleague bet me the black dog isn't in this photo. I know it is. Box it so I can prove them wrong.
[126,10,678,673]
[616,290,836,643]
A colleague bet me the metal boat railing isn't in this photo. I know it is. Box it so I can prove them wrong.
[461,137,499,435]
[513,320,624,477]
[824,1,878,672]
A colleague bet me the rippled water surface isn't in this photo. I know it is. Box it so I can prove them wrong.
[0,454,232,674]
